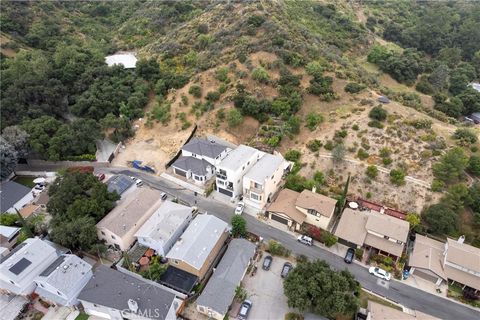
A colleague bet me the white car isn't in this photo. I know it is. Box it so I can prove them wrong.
[235,201,245,215]
[135,179,143,187]
[369,266,391,281]
[297,235,313,246]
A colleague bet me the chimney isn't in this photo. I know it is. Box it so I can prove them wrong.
[457,235,465,244]
[128,299,139,313]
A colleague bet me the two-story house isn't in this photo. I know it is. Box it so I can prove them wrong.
[295,190,337,230]
[0,238,58,295]
[171,138,230,185]
[335,208,409,261]
[409,235,480,292]
[166,214,229,280]
[0,226,21,250]
[97,188,164,251]
[216,145,263,199]
[135,201,193,256]
[242,154,289,211]
[34,254,93,306]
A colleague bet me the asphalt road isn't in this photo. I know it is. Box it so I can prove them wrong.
[100,168,480,320]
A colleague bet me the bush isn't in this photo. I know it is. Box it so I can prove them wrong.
[267,136,280,147]
[267,240,290,257]
[352,124,359,130]
[357,148,369,160]
[205,91,221,102]
[227,108,243,127]
[307,139,322,152]
[344,82,366,94]
[324,140,334,151]
[305,112,324,131]
[252,67,270,83]
[452,128,478,145]
[369,106,388,121]
[188,85,202,98]
[382,157,393,166]
[313,171,324,184]
[215,67,230,82]
[285,313,304,320]
[366,165,378,179]
[468,155,480,176]
[379,147,392,158]
[390,168,406,186]
[63,154,96,161]
[355,248,364,260]
[285,150,301,162]
[368,120,384,129]
[431,179,445,191]
[322,232,337,247]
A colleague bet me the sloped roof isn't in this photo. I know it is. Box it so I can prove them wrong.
[445,238,480,290]
[295,190,337,218]
[166,215,228,270]
[197,239,256,315]
[0,181,31,212]
[78,266,175,319]
[172,156,212,176]
[409,235,446,280]
[135,201,192,244]
[365,213,409,242]
[334,209,368,246]
[182,138,228,159]
[244,153,284,183]
[97,188,163,237]
[266,189,306,224]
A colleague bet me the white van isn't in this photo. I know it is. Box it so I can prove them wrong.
[297,235,313,246]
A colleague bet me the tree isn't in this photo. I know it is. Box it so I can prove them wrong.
[188,85,202,98]
[227,108,243,127]
[305,112,323,131]
[389,168,406,186]
[0,137,17,180]
[235,285,248,301]
[365,165,378,179]
[0,213,18,226]
[405,213,421,231]
[313,171,324,185]
[423,203,458,235]
[442,183,471,212]
[231,215,247,237]
[432,147,469,184]
[283,260,359,318]
[142,256,167,281]
[1,126,29,158]
[452,128,478,146]
[285,150,301,162]
[369,106,387,121]
[467,155,480,176]
[50,215,98,251]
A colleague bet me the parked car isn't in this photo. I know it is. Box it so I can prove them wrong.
[96,173,105,181]
[344,248,355,264]
[281,262,293,278]
[369,266,391,281]
[160,192,167,200]
[135,179,143,187]
[33,184,45,191]
[235,201,245,215]
[297,235,313,246]
[262,255,273,270]
[238,300,252,320]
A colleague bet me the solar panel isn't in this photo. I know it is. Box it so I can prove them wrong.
[39,256,65,277]
[107,175,134,195]
[9,258,32,275]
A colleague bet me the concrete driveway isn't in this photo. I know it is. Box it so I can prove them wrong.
[241,255,295,320]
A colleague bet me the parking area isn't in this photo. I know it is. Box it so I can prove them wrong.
[241,255,296,320]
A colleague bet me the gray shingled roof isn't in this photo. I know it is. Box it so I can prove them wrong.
[78,266,175,319]
[0,181,31,212]
[196,239,256,315]
[182,138,227,159]
[171,156,212,176]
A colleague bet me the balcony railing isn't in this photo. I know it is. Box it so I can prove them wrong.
[216,173,227,180]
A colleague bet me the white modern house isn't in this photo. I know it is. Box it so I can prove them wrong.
[135,201,193,256]
[0,226,21,250]
[171,138,230,185]
[34,254,93,306]
[0,181,34,214]
[0,238,58,295]
[78,265,178,320]
[215,145,264,199]
[242,153,289,211]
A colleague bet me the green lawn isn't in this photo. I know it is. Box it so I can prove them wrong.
[75,313,89,320]
[359,290,402,311]
[12,176,36,188]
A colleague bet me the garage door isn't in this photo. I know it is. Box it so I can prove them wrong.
[218,187,233,197]
[174,168,187,177]
[270,213,289,225]
[413,269,439,283]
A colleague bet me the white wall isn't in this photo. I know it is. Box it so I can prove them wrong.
[243,160,284,210]
[80,300,177,320]
[7,192,34,213]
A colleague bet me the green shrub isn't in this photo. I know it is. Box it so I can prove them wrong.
[252,67,270,83]
[379,147,392,158]
[369,106,388,121]
[322,232,337,247]
[352,124,359,130]
[267,240,291,257]
[313,171,324,184]
[366,165,378,179]
[267,136,281,147]
[305,112,324,131]
[390,168,406,186]
[357,148,369,160]
[188,85,202,98]
[205,91,221,102]
[227,108,243,127]
[64,154,96,161]
[382,157,393,166]
[285,150,301,162]
[285,312,304,320]
[216,108,225,120]
[215,67,230,82]
[355,248,364,260]
[406,118,432,129]
[307,139,322,152]
[368,120,384,129]
[344,82,366,94]
[431,179,445,191]
[452,128,478,146]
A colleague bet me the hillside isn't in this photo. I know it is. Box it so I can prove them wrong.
[1,0,480,246]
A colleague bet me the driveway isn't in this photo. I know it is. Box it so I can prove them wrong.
[241,255,295,320]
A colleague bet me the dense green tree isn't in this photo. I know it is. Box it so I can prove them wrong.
[428,64,450,92]
[452,128,478,146]
[231,215,247,237]
[468,183,480,212]
[457,88,480,115]
[136,58,160,81]
[432,147,469,184]
[50,215,98,251]
[141,256,167,280]
[251,67,270,83]
[423,203,458,235]
[227,109,243,128]
[285,150,301,162]
[369,106,387,121]
[305,112,323,131]
[379,49,425,85]
[283,260,359,318]
[467,155,480,176]
[0,137,18,180]
[100,113,133,142]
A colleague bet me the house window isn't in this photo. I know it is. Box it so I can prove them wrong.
[199,306,205,312]
[194,175,202,181]
[251,193,262,201]
[174,260,179,265]
[114,244,120,250]
[217,180,225,186]
[307,209,319,216]
[253,182,262,189]
[9,280,14,285]
[111,235,116,239]
[384,235,390,240]
[192,153,197,157]
[94,304,98,307]
[57,291,62,296]
[396,240,403,245]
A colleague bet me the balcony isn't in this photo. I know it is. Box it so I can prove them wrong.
[216,173,227,180]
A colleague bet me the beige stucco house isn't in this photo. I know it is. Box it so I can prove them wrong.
[97,188,164,251]
[166,214,229,280]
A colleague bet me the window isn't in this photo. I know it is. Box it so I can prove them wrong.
[307,209,319,216]
[101,231,105,236]
[111,235,116,239]
[194,175,202,181]
[57,291,62,296]
[192,153,197,157]
[242,166,245,170]
[199,306,205,312]
[254,182,262,189]
[251,193,262,201]
[396,240,403,245]
[40,283,44,288]
[114,244,120,250]
[383,235,390,240]
[217,180,225,186]
[94,304,98,308]
[174,260,179,265]
[9,280,14,285]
